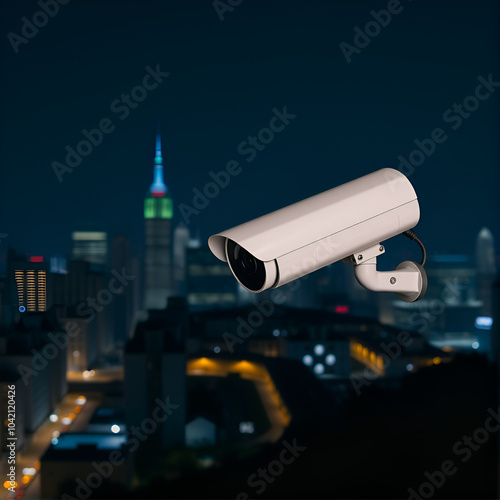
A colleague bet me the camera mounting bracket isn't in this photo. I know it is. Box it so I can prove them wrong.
[345,243,427,302]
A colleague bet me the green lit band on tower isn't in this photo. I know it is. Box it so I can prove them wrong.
[144,196,173,219]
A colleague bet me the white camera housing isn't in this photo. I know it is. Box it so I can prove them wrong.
[208,168,427,302]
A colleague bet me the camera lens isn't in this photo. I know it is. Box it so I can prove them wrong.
[240,248,257,275]
[226,240,266,291]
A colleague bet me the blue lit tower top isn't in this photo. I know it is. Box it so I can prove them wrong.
[150,133,168,197]
[144,130,173,219]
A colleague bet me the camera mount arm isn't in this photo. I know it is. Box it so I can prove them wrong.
[344,243,427,303]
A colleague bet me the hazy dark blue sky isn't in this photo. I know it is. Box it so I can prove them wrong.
[1,0,499,266]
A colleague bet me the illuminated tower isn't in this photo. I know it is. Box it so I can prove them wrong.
[13,258,48,313]
[144,132,174,310]
[476,227,496,316]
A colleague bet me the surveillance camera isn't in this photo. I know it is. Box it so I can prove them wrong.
[208,168,427,302]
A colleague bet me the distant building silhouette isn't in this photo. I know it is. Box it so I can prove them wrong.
[124,298,187,449]
[186,246,237,309]
[0,311,67,434]
[60,305,99,371]
[41,433,133,499]
[112,236,139,344]
[476,227,496,316]
[173,221,190,295]
[71,230,108,266]
[64,259,116,357]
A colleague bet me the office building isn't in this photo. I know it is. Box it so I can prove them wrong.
[60,310,99,371]
[390,254,484,353]
[124,298,187,449]
[112,236,138,344]
[173,221,190,295]
[476,227,496,316]
[40,433,133,499]
[12,258,48,313]
[0,312,67,432]
[72,230,108,266]
[186,246,237,309]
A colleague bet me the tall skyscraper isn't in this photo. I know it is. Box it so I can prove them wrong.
[144,132,173,310]
[124,299,187,449]
[476,227,496,316]
[112,236,138,344]
[6,250,66,323]
[12,257,48,313]
[173,221,190,295]
[185,246,237,309]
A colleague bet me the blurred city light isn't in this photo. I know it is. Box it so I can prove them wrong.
[314,344,325,356]
[313,363,325,375]
[475,316,493,330]
[302,354,313,366]
[325,354,336,366]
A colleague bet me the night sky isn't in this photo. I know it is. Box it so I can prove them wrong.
[1,0,499,267]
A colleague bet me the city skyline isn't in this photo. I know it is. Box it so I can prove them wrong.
[0,1,498,499]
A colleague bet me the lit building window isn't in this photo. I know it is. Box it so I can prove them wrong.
[159,198,173,219]
[144,198,156,218]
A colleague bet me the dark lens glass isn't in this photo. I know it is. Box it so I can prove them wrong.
[240,248,257,275]
[226,240,266,291]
